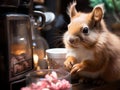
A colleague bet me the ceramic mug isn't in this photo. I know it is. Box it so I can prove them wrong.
[46,48,67,69]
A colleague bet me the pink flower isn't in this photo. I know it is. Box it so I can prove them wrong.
[21,71,71,90]
[45,71,58,83]
[21,87,31,90]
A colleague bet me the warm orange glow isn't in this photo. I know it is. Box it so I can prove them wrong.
[33,54,39,69]
[36,66,40,70]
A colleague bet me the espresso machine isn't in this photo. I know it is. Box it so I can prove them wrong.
[0,0,34,90]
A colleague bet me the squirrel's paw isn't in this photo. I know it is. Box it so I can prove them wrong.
[70,63,82,74]
[64,58,77,71]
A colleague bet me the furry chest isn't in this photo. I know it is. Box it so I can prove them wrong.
[66,48,94,62]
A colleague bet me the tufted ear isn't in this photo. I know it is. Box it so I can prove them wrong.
[92,4,104,22]
[67,0,78,18]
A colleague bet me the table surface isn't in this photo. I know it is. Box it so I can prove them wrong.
[72,80,120,90]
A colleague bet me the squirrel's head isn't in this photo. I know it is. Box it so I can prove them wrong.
[63,1,105,49]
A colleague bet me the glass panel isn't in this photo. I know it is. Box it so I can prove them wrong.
[8,15,33,78]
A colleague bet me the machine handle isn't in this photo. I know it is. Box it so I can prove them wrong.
[33,10,46,28]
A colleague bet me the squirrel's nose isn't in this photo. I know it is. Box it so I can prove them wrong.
[69,37,80,44]
[69,38,74,43]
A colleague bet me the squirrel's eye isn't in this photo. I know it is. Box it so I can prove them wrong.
[82,27,89,34]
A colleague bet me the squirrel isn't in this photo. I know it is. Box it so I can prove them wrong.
[63,1,120,83]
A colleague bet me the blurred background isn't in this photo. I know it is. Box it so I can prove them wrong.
[34,0,120,48]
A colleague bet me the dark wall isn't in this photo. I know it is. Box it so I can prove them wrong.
[60,0,92,23]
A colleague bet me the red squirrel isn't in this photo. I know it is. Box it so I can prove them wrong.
[63,1,120,83]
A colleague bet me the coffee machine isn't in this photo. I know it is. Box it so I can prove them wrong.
[0,0,34,90]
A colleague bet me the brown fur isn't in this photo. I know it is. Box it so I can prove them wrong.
[63,1,120,83]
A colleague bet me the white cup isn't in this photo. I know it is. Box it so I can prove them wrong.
[46,48,67,69]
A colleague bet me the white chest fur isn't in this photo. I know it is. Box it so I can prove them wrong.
[66,47,94,62]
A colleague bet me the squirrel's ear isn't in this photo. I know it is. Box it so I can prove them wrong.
[92,4,104,22]
[67,0,78,18]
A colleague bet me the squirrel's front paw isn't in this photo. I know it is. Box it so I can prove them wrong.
[64,56,77,71]
[70,63,82,74]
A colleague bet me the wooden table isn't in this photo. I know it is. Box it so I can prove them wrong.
[72,80,120,90]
